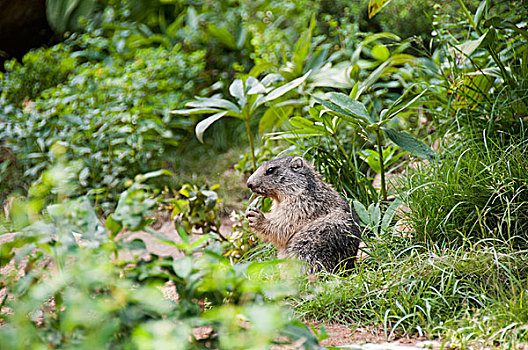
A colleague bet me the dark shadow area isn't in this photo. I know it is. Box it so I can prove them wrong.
[0,0,54,69]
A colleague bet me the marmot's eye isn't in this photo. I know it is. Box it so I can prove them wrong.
[265,167,276,175]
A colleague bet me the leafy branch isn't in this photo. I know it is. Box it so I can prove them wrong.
[172,72,310,172]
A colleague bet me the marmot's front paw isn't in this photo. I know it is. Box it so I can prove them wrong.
[246,207,265,228]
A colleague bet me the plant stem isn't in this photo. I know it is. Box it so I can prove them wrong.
[454,0,478,32]
[454,0,515,90]
[245,118,257,172]
[332,134,348,159]
[376,129,387,202]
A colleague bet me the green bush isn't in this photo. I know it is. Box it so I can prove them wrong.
[0,35,205,210]
[399,0,528,248]
[0,45,76,107]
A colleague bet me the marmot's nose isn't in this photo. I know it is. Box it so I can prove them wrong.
[246,175,256,190]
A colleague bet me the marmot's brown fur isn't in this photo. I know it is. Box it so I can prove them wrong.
[246,156,361,273]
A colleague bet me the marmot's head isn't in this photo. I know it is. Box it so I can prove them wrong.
[246,156,318,201]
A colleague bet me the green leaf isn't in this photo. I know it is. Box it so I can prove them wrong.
[368,203,381,233]
[359,149,382,174]
[206,24,237,49]
[349,82,360,99]
[261,73,284,87]
[170,107,223,115]
[368,0,394,19]
[187,97,241,114]
[249,94,266,112]
[312,96,368,125]
[349,64,361,81]
[450,31,489,60]
[106,214,123,236]
[249,62,276,77]
[384,85,429,120]
[176,225,190,245]
[352,32,400,63]
[381,197,403,232]
[229,79,246,107]
[186,6,198,31]
[172,256,193,279]
[236,27,248,49]
[327,92,377,123]
[474,0,487,27]
[266,132,322,140]
[383,128,435,160]
[305,46,329,73]
[259,106,293,135]
[264,71,310,103]
[353,200,369,227]
[289,116,326,134]
[195,111,229,143]
[247,82,267,95]
[371,44,390,61]
[257,197,273,213]
[245,76,261,92]
[134,169,174,183]
[123,238,146,251]
[358,54,415,97]
[46,0,96,34]
[281,320,324,349]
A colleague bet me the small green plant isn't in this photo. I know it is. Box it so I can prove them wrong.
[169,183,223,239]
[353,197,403,237]
[223,209,261,262]
[172,72,310,172]
[314,86,435,200]
[273,83,435,202]
[0,45,75,107]
[167,184,269,263]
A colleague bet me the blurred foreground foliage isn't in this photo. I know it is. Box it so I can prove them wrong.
[0,161,322,349]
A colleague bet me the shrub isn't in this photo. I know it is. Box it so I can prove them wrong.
[0,45,76,107]
[0,36,205,210]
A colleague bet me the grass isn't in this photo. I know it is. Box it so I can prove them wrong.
[291,235,528,347]
[403,131,528,249]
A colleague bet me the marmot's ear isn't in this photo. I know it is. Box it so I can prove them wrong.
[290,156,304,171]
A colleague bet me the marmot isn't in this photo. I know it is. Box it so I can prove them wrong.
[246,156,361,273]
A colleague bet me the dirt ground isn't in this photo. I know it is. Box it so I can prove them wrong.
[315,323,440,349]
